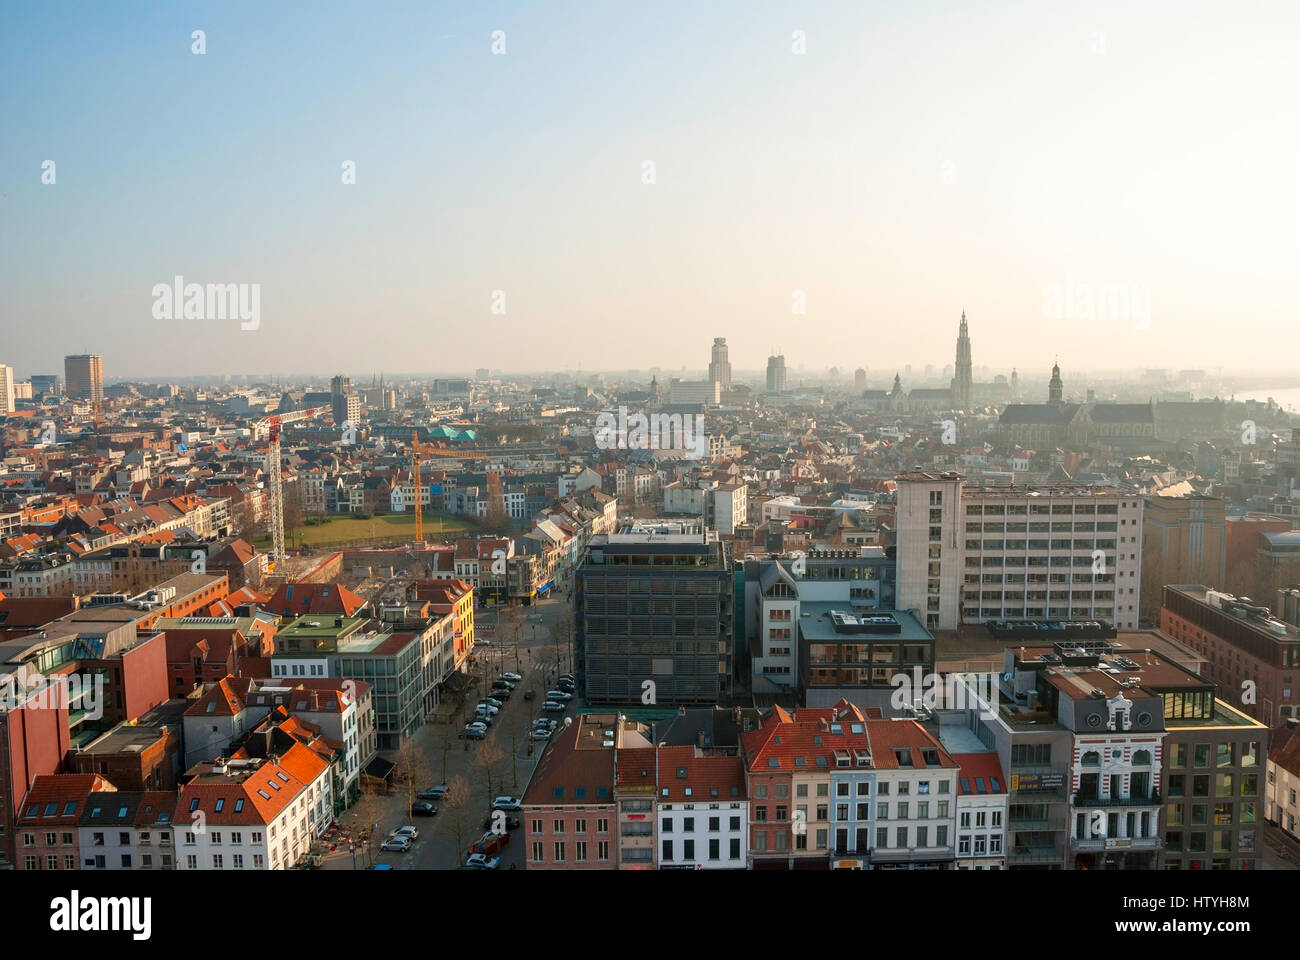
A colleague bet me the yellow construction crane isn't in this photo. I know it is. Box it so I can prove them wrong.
[410,431,489,542]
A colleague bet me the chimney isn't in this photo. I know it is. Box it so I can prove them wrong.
[698,730,706,749]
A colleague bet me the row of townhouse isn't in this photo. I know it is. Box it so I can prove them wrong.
[939,638,1270,870]
[15,676,358,868]
[13,744,332,871]
[522,706,1010,871]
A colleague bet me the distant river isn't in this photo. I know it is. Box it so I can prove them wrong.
[1237,387,1300,412]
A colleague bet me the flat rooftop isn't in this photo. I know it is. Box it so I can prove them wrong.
[798,604,932,643]
[81,724,167,754]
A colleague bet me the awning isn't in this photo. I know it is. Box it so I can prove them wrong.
[363,756,396,781]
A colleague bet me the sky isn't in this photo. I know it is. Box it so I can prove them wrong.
[3,0,1299,382]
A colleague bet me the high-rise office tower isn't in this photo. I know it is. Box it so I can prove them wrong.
[64,354,104,403]
[331,374,359,427]
[854,368,867,389]
[708,337,732,391]
[951,311,973,409]
[30,375,59,398]
[765,354,787,393]
[0,365,15,414]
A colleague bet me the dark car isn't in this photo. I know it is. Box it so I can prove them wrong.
[523,690,536,700]
[418,785,448,800]
[412,801,438,816]
[483,813,521,831]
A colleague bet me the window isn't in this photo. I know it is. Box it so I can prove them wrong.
[531,842,543,862]
[709,838,720,860]
[730,838,740,859]
[598,819,609,833]
[553,841,565,862]
[662,839,673,861]
[531,819,543,834]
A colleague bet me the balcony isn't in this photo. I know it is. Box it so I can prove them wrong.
[1072,792,1161,808]
[1070,834,1161,852]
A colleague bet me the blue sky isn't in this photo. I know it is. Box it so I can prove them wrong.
[3,0,1298,381]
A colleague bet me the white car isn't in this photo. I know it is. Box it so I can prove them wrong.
[466,854,501,869]
[546,690,573,702]
[531,729,552,740]
[502,672,523,682]
[492,796,522,811]
[464,722,487,739]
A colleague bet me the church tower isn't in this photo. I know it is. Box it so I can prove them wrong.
[951,311,973,408]
[1048,359,1064,405]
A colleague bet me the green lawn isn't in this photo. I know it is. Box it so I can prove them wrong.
[254,512,472,549]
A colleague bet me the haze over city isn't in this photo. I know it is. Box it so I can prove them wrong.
[4,0,1299,379]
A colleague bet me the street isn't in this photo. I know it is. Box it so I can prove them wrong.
[321,594,577,871]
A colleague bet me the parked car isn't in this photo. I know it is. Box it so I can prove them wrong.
[479,697,504,710]
[473,707,496,723]
[559,673,575,683]
[546,691,573,702]
[491,796,523,811]
[483,813,521,830]
[380,837,412,853]
[390,826,419,841]
[465,854,501,870]
[543,700,566,712]
[467,830,510,856]
[502,672,523,682]
[531,729,552,740]
[492,678,514,688]
[412,801,438,817]
[464,723,487,739]
[418,785,448,800]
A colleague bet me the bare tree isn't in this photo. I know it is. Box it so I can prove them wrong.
[476,735,504,801]
[231,497,259,542]
[347,781,385,869]
[439,720,454,785]
[445,774,472,865]
[395,735,432,821]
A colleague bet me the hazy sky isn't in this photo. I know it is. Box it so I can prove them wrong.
[3,0,1298,381]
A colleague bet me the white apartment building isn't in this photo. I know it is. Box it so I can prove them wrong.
[655,749,749,870]
[175,748,329,871]
[895,473,965,631]
[77,791,177,871]
[896,473,1143,631]
[0,364,15,414]
[1266,723,1300,839]
[953,760,1008,869]
[868,725,960,870]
